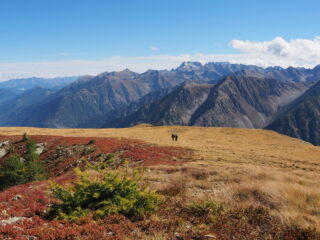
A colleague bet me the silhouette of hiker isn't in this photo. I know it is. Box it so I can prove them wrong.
[175,134,178,141]
[171,134,175,141]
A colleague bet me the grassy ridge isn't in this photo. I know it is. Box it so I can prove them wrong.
[0,125,319,234]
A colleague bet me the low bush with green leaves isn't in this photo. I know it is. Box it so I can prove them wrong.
[87,139,96,145]
[0,154,27,190]
[95,153,127,170]
[0,135,46,191]
[82,147,96,156]
[47,168,163,222]
[25,137,46,181]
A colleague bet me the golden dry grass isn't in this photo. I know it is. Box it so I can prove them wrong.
[0,125,320,229]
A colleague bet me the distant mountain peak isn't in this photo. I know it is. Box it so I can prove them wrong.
[98,69,138,79]
[120,68,135,73]
[1,61,319,146]
[265,66,284,72]
[313,64,320,70]
[144,69,159,74]
[110,68,137,75]
[204,61,230,66]
[177,61,202,70]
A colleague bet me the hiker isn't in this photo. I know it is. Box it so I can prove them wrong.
[171,134,175,141]
[175,134,178,141]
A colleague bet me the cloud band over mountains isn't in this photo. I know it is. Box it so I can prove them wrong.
[0,37,319,81]
[230,36,320,66]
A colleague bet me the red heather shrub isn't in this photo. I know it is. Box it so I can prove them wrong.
[0,134,191,239]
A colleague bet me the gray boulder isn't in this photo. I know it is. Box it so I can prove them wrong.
[0,148,7,158]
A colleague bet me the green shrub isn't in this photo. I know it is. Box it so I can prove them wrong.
[103,155,126,170]
[7,145,16,154]
[82,147,96,156]
[22,132,28,141]
[87,139,96,145]
[0,154,27,190]
[91,153,127,170]
[47,168,163,222]
[25,137,46,182]
[0,135,46,191]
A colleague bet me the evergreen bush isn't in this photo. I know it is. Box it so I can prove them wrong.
[0,135,46,190]
[0,154,27,190]
[47,168,163,221]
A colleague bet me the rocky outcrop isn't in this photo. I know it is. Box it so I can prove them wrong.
[0,140,9,158]
[35,143,45,155]
[0,141,9,148]
[0,148,6,158]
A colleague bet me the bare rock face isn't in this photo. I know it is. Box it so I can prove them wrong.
[0,148,7,158]
[0,140,10,158]
[35,143,45,155]
[0,141,9,148]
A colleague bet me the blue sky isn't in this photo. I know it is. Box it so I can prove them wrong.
[0,0,319,79]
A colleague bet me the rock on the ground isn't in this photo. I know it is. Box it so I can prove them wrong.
[12,194,23,201]
[0,141,9,148]
[1,210,8,217]
[204,234,216,239]
[0,217,26,226]
[35,143,45,155]
[0,148,7,158]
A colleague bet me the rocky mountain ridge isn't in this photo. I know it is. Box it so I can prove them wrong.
[266,80,320,145]
[0,61,320,145]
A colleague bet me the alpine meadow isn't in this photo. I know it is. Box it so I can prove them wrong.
[0,1,320,239]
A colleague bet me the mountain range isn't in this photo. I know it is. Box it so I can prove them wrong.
[266,79,320,145]
[0,76,79,104]
[0,62,319,145]
[0,76,78,92]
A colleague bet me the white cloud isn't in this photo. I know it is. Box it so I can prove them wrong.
[150,46,159,51]
[0,55,205,81]
[0,37,319,81]
[230,36,320,67]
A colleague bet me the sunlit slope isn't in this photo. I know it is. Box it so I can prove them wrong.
[1,125,320,228]
[0,125,319,170]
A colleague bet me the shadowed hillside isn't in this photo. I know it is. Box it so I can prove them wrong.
[105,72,310,129]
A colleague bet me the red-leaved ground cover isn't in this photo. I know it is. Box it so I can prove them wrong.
[0,135,191,176]
[0,135,191,239]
